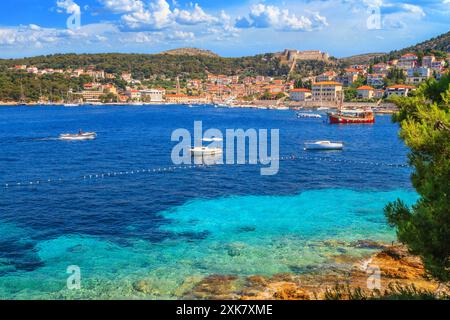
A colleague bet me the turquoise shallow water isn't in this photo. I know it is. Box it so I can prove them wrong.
[0,106,417,299]
[0,189,418,299]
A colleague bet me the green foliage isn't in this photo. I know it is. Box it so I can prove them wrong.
[100,93,118,103]
[0,70,93,102]
[344,88,357,101]
[385,68,406,85]
[0,53,289,81]
[385,74,450,281]
[293,60,335,78]
[350,75,366,89]
[325,283,449,300]
[294,78,312,89]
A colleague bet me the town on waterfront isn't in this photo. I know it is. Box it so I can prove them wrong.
[1,47,449,112]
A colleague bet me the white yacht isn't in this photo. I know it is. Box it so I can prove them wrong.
[59,132,97,141]
[190,147,223,157]
[304,141,343,150]
[297,113,322,119]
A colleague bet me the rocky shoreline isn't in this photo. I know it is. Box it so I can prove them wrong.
[133,243,448,300]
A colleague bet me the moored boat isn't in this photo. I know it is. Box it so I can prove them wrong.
[59,132,97,141]
[297,112,322,119]
[304,141,344,150]
[190,147,223,157]
[328,109,375,124]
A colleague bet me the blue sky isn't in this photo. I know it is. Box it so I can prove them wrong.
[0,0,449,58]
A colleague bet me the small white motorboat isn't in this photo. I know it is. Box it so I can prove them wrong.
[59,132,97,141]
[297,113,322,119]
[202,137,223,142]
[304,141,343,150]
[190,147,223,157]
[64,103,80,107]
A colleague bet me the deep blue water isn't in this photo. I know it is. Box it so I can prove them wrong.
[0,105,417,299]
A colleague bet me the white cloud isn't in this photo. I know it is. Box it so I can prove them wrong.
[235,4,328,32]
[400,4,425,17]
[0,23,117,48]
[173,4,218,25]
[98,0,144,14]
[121,0,173,30]
[56,0,81,15]
[166,30,195,41]
[117,0,223,31]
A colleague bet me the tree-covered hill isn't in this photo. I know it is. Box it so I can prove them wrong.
[0,53,291,79]
[340,31,450,65]
[391,31,450,56]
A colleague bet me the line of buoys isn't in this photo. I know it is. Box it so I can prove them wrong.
[2,163,211,189]
[2,155,409,189]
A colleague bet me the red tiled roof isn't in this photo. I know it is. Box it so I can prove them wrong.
[357,85,375,91]
[387,84,415,89]
[290,88,311,92]
[313,81,343,86]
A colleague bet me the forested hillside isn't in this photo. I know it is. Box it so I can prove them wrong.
[0,53,290,79]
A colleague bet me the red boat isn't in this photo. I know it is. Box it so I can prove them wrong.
[328,109,375,124]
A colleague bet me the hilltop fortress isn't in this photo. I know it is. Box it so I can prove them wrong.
[277,49,330,63]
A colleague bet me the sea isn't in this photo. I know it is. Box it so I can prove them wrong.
[0,105,418,299]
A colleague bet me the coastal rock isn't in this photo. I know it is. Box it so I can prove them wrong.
[225,243,246,257]
[332,253,364,265]
[350,240,387,250]
[181,245,445,300]
[370,245,426,280]
[187,275,241,300]
[322,240,348,247]
[174,275,204,297]
[272,282,311,300]
[133,280,152,294]
[245,275,268,288]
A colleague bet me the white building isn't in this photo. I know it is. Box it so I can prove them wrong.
[431,60,446,71]
[289,88,312,101]
[407,67,431,78]
[312,82,343,102]
[315,71,336,82]
[140,89,165,102]
[357,86,375,99]
[422,55,436,68]
[367,74,385,87]
[398,53,418,70]
[385,85,416,97]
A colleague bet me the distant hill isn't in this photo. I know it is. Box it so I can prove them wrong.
[391,31,450,56]
[339,53,386,66]
[0,52,289,79]
[160,48,220,58]
[339,31,450,66]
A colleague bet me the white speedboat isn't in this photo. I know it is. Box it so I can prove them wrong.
[190,147,223,157]
[202,137,223,142]
[59,132,97,141]
[64,103,80,107]
[304,141,343,150]
[297,113,322,119]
